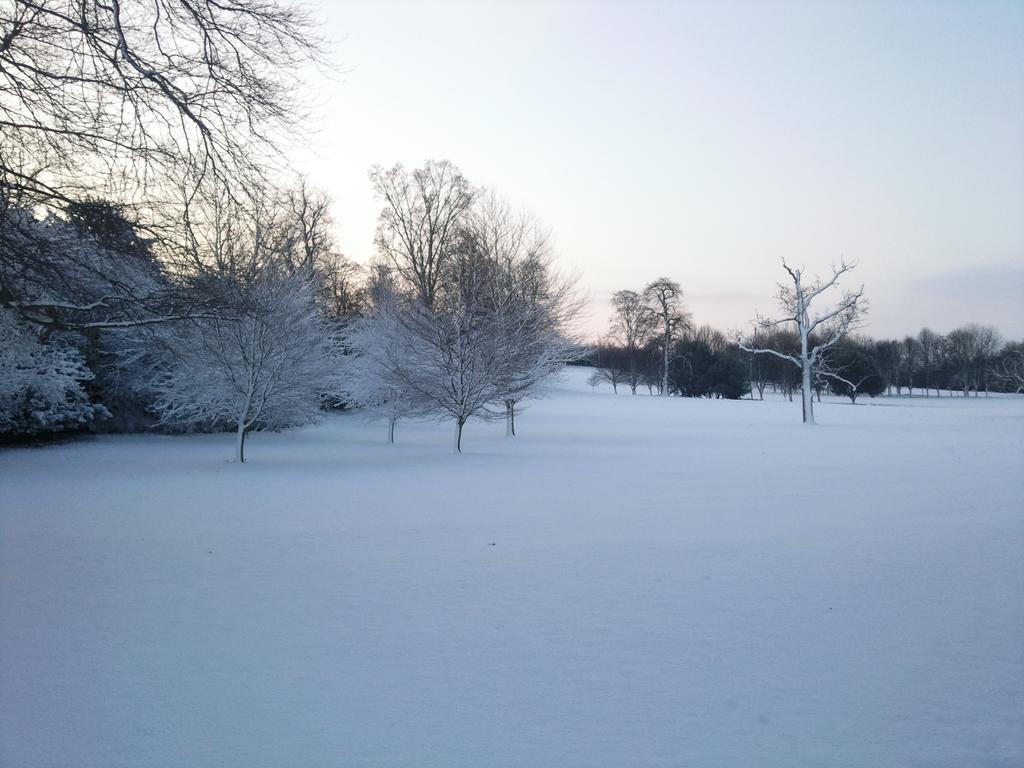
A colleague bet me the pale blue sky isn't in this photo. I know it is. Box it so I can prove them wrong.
[292,0,1024,339]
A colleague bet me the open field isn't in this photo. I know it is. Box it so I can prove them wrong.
[2,368,1022,767]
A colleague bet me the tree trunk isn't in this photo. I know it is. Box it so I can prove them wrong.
[505,400,516,437]
[801,361,815,424]
[388,415,396,444]
[662,332,670,396]
[453,419,464,454]
[236,420,248,463]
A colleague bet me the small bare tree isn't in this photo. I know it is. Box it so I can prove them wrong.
[740,260,865,424]
[150,268,339,462]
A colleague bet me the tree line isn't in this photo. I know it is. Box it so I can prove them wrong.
[587,263,1022,421]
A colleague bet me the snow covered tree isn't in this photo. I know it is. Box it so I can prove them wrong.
[149,268,340,462]
[0,309,109,436]
[995,342,1024,393]
[740,260,865,424]
[338,274,430,444]
[470,195,583,436]
[0,203,178,334]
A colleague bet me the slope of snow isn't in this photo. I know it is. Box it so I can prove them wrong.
[2,368,1022,767]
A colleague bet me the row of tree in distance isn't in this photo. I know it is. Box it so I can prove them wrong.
[587,264,1022,424]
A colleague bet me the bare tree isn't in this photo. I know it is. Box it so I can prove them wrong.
[917,327,940,396]
[150,267,339,462]
[339,301,428,444]
[996,343,1024,393]
[903,336,920,396]
[740,260,866,424]
[609,289,656,395]
[470,194,584,435]
[0,203,187,333]
[0,0,319,208]
[590,344,627,394]
[975,325,1003,397]
[282,181,365,317]
[946,325,980,396]
[369,160,476,308]
[643,277,691,396]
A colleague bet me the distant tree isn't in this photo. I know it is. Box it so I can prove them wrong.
[369,160,476,308]
[973,325,1003,397]
[740,260,865,423]
[707,347,751,400]
[590,344,628,394]
[995,342,1024,393]
[642,278,691,396]
[283,181,366,318]
[668,335,749,400]
[917,328,940,396]
[946,325,980,396]
[902,336,920,396]
[823,338,885,404]
[609,289,656,395]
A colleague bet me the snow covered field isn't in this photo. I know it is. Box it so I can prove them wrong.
[2,367,1022,767]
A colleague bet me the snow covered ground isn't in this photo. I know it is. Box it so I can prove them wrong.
[2,367,1022,767]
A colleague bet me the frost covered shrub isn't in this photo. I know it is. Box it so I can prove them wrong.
[0,311,109,436]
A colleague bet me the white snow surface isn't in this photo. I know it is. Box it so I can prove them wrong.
[2,368,1022,767]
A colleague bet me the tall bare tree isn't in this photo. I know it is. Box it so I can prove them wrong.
[740,260,865,424]
[369,160,476,308]
[643,277,691,396]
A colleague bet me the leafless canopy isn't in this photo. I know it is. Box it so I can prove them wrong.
[0,0,320,209]
[369,160,476,308]
[739,259,866,423]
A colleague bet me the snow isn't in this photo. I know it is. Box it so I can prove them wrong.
[2,368,1022,767]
